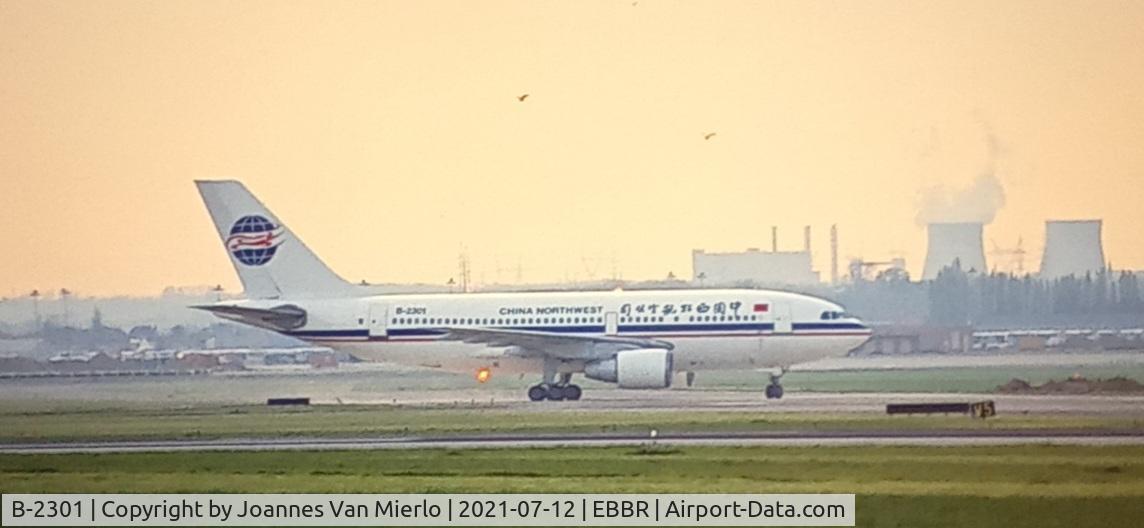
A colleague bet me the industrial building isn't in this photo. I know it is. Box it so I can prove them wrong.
[692,227,820,286]
[921,222,988,280]
[1039,220,1106,279]
[848,325,973,355]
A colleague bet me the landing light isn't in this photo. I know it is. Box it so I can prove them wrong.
[476,367,491,383]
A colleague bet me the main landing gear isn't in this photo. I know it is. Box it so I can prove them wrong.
[765,369,785,400]
[528,382,582,402]
[528,364,582,402]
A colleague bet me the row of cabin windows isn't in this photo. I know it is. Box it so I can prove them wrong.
[387,314,762,326]
[392,316,604,326]
[623,314,759,323]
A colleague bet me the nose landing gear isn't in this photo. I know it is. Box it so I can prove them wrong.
[765,369,785,400]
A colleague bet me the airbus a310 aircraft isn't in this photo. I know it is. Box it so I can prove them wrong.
[194,181,871,401]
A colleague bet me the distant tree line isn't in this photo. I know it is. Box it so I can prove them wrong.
[927,262,1144,326]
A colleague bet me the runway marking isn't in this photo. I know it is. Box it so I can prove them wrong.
[3,429,1143,454]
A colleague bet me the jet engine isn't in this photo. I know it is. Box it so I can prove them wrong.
[583,349,673,389]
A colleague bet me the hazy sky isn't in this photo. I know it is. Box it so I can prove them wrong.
[2,1,1142,297]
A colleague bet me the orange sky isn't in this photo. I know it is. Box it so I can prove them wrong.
[2,1,1142,297]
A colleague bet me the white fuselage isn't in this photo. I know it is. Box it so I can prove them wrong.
[241,288,870,381]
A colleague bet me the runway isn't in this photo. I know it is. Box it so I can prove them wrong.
[4,428,1144,454]
[5,362,1144,415]
[315,389,1144,416]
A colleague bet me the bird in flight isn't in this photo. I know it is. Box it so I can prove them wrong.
[517,94,529,102]
[704,132,716,140]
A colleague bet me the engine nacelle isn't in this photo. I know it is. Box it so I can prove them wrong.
[583,349,673,389]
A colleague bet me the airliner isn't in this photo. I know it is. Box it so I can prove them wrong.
[194,181,871,401]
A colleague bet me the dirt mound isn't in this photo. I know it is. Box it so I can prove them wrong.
[997,376,1144,394]
[997,378,1033,393]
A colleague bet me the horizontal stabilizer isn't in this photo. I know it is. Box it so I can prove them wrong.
[192,304,307,332]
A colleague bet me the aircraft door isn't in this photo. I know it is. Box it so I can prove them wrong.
[368,303,388,338]
[605,312,618,335]
[773,303,792,334]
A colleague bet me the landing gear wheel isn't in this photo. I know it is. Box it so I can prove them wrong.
[528,384,548,402]
[528,363,581,402]
[765,384,784,400]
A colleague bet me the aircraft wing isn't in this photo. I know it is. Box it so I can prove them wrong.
[441,327,673,360]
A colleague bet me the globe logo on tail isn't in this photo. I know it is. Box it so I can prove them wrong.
[226,215,284,266]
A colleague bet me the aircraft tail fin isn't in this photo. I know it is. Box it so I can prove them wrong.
[195,180,357,299]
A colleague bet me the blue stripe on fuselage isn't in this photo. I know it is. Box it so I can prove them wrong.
[286,322,867,340]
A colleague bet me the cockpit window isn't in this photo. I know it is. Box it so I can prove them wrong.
[820,310,849,320]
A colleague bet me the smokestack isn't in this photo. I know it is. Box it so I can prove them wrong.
[1040,220,1105,279]
[771,226,778,252]
[830,224,838,285]
[922,222,987,280]
[803,226,812,254]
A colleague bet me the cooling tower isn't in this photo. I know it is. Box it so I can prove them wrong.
[922,222,987,280]
[1039,220,1105,279]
